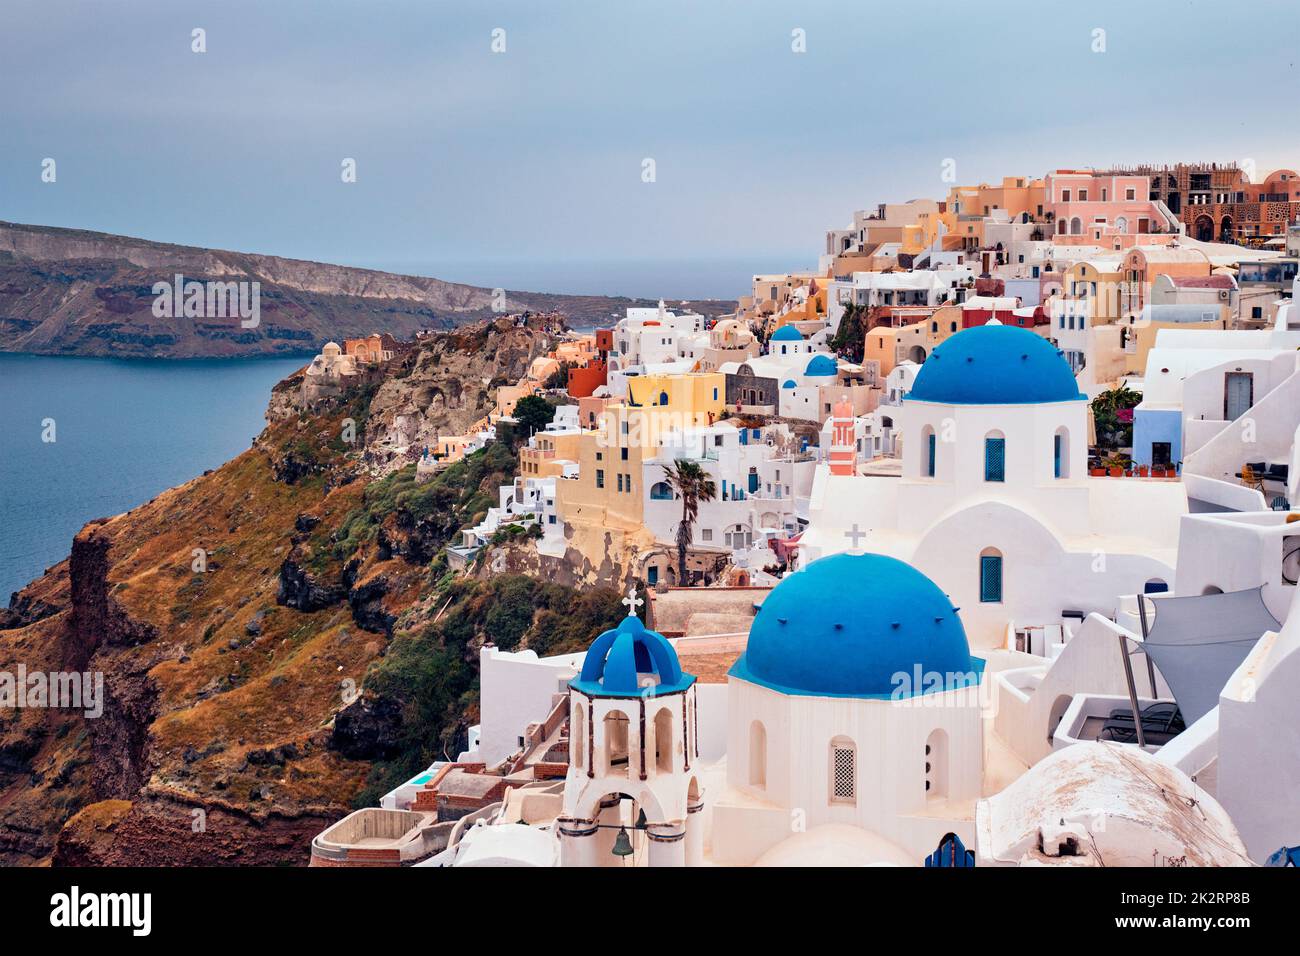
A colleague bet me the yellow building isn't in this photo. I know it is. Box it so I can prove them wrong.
[624,371,726,438]
[519,429,583,478]
[555,427,648,535]
[1057,259,1126,328]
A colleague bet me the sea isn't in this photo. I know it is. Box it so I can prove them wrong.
[0,354,309,600]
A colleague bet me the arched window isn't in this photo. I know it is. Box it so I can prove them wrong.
[925,728,948,799]
[1202,585,1223,596]
[650,481,673,500]
[1144,579,1169,594]
[658,390,669,406]
[571,702,585,771]
[749,721,767,789]
[1115,216,1128,234]
[654,707,674,774]
[1054,426,1069,479]
[921,424,936,477]
[984,431,1006,482]
[604,712,630,776]
[1070,217,1082,235]
[829,735,857,805]
[979,548,1003,603]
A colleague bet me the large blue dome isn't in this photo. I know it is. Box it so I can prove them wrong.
[730,553,981,698]
[770,324,803,342]
[571,614,695,698]
[908,323,1084,405]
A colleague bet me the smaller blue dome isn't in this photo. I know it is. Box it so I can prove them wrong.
[571,615,694,698]
[805,354,837,377]
[782,379,797,389]
[771,325,803,342]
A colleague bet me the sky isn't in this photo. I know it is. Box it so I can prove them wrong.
[2,0,1298,298]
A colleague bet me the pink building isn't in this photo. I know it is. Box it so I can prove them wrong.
[1044,171,1181,248]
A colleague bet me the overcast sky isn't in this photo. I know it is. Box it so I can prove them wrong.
[3,0,1298,296]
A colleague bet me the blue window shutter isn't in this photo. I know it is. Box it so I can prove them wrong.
[927,433,937,477]
[1053,434,1061,478]
[985,438,1005,482]
[980,555,1003,603]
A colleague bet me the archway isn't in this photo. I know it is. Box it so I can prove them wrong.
[1220,217,1234,242]
[907,344,927,363]
[925,728,949,799]
[749,720,766,788]
[1194,215,1214,242]
[572,704,585,771]
[654,707,674,774]
[604,712,630,776]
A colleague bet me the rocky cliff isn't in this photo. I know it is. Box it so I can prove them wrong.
[0,319,624,865]
[0,220,730,358]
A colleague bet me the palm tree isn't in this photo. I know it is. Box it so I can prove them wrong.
[661,459,717,586]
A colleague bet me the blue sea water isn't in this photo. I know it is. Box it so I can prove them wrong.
[0,354,308,600]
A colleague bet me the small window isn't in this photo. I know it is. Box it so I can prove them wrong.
[596,469,605,488]
[617,473,624,492]
[925,428,936,477]
[984,437,1006,482]
[980,551,1003,603]
[702,528,712,542]
[830,738,856,804]
[621,447,628,460]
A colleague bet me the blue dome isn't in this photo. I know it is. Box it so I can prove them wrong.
[782,379,797,389]
[771,325,803,341]
[804,354,837,377]
[571,615,695,698]
[908,323,1084,405]
[730,553,982,698]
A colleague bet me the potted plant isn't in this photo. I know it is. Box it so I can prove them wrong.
[1103,452,1129,477]
[1138,464,1150,478]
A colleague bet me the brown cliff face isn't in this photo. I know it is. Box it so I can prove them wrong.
[0,220,730,358]
[0,320,584,865]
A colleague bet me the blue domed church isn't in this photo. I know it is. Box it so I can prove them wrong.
[797,320,1183,649]
[709,552,987,865]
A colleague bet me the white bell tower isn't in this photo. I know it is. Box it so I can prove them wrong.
[557,588,703,866]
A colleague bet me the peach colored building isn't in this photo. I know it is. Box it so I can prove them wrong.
[1119,246,1213,318]
[1044,171,1180,247]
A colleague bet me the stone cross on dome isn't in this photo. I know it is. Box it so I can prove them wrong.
[622,584,643,617]
[844,523,867,554]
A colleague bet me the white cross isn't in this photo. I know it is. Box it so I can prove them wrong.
[844,523,867,553]
[622,585,643,617]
